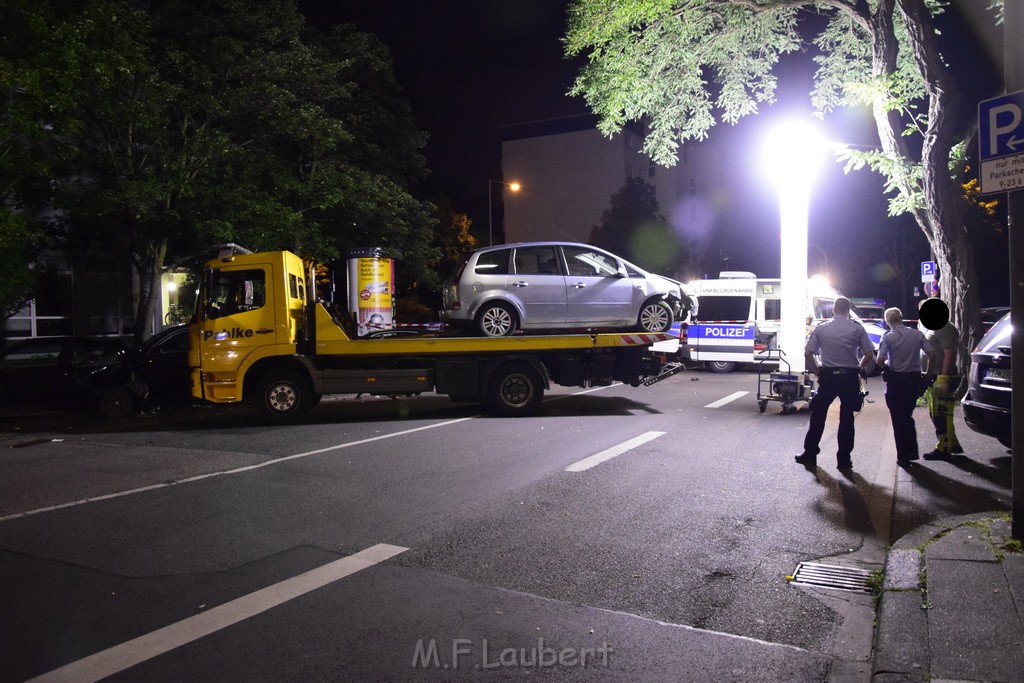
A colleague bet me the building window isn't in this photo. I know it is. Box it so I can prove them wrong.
[2,252,74,339]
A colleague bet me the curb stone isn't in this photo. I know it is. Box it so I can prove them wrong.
[872,512,1022,682]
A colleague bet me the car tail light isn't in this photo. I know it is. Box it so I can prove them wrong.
[453,256,469,281]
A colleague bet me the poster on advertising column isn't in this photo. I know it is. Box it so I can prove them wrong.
[346,248,394,336]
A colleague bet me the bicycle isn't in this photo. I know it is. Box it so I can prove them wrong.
[164,305,192,325]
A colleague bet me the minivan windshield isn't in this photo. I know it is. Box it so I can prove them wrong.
[694,296,751,323]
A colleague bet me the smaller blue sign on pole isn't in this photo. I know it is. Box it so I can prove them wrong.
[921,261,936,283]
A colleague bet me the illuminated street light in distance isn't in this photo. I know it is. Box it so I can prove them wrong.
[488,180,523,246]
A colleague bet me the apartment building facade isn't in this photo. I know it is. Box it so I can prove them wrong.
[499,115,729,278]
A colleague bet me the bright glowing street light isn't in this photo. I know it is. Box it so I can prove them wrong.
[762,120,826,373]
[488,179,522,246]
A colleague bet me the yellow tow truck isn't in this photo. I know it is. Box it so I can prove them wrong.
[188,246,678,419]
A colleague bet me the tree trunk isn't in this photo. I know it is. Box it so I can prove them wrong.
[132,238,167,346]
[897,0,983,385]
[864,0,981,390]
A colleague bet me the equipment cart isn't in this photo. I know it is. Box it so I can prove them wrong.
[756,350,814,414]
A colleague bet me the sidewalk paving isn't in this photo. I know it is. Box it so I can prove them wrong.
[845,394,1024,682]
[873,511,1024,681]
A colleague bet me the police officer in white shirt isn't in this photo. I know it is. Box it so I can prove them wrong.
[796,296,875,470]
[875,307,932,465]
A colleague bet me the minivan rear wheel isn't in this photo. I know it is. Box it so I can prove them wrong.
[476,302,518,337]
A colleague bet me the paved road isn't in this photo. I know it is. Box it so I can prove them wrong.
[0,370,1010,681]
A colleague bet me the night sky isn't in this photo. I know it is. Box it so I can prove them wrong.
[298,1,585,223]
[298,1,1009,308]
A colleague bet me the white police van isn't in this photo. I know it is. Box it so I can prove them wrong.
[656,272,884,372]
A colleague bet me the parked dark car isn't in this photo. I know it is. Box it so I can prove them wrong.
[135,325,191,404]
[981,306,1010,334]
[962,311,1011,447]
[0,337,146,418]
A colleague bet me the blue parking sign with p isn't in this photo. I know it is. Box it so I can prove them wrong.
[921,261,936,283]
[978,90,1024,193]
[979,92,1024,160]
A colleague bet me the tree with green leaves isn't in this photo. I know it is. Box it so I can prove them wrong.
[566,0,1001,378]
[0,213,42,319]
[3,0,437,343]
[394,202,477,319]
[589,177,689,276]
[0,0,78,317]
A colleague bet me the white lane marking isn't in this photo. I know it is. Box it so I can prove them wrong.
[565,431,665,472]
[28,543,408,683]
[704,391,748,409]
[544,383,618,402]
[0,417,477,523]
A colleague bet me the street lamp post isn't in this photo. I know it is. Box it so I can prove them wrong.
[763,121,825,374]
[488,179,521,246]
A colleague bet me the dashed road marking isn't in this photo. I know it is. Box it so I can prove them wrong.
[704,391,749,409]
[565,431,666,472]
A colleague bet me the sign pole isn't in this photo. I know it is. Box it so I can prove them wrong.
[1006,0,1024,540]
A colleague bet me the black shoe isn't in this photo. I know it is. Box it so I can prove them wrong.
[837,460,853,471]
[794,453,817,467]
[922,450,950,460]
[897,454,920,463]
[950,444,964,454]
[897,459,917,468]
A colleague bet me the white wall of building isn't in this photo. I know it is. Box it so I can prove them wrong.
[501,117,725,276]
[502,125,636,244]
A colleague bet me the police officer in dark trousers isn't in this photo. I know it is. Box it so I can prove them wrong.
[875,307,932,466]
[795,296,875,470]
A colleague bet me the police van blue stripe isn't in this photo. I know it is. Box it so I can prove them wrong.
[688,324,755,341]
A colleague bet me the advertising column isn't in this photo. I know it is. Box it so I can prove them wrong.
[346,248,395,337]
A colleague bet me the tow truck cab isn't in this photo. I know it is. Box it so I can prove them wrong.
[189,247,309,405]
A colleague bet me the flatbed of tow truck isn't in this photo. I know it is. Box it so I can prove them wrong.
[191,248,680,419]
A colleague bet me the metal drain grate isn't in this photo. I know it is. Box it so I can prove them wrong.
[788,562,874,593]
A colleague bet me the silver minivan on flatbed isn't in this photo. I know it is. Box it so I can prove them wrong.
[441,241,690,337]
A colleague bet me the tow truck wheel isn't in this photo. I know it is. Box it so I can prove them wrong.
[476,302,518,337]
[637,300,674,333]
[488,363,543,416]
[705,361,736,373]
[255,371,312,420]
